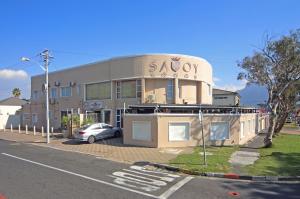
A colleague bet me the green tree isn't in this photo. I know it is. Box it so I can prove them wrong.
[237,29,300,147]
[12,88,21,98]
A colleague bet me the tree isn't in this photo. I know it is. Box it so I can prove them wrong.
[12,88,21,98]
[237,29,300,147]
[274,82,300,135]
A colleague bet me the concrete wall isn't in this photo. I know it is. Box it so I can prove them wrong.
[123,113,267,148]
[0,106,22,129]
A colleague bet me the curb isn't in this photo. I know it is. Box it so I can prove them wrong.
[143,162,300,182]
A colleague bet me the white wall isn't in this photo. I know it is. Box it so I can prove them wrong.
[0,105,22,129]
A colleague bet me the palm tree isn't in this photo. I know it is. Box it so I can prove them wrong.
[12,88,21,98]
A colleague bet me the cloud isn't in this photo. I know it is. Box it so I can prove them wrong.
[0,69,28,80]
[214,79,248,92]
[212,77,221,86]
[0,69,30,99]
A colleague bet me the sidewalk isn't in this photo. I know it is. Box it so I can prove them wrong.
[0,130,178,164]
[229,133,265,175]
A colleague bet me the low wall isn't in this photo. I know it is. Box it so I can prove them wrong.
[123,113,266,148]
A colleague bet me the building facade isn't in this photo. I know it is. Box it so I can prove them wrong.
[22,54,213,129]
[212,88,240,106]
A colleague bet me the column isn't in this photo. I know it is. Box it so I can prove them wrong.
[141,78,146,104]
[174,78,179,104]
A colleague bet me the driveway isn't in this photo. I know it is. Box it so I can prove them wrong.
[0,131,180,164]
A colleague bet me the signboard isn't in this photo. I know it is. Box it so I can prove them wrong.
[168,122,190,141]
[83,100,103,111]
[148,57,200,80]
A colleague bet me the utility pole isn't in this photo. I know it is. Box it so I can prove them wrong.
[199,106,207,166]
[21,49,53,144]
[40,49,53,144]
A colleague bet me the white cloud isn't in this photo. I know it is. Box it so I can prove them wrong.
[0,69,28,80]
[0,69,30,99]
[212,77,221,86]
[214,79,248,92]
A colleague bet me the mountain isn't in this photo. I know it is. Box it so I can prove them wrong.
[238,84,268,107]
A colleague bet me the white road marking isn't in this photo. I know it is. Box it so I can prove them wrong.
[1,153,159,199]
[123,169,175,182]
[112,171,167,186]
[2,152,193,199]
[158,176,194,199]
[130,165,180,178]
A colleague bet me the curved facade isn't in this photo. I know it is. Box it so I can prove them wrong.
[23,54,213,129]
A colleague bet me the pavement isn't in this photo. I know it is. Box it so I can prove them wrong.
[229,133,265,175]
[0,130,179,164]
[0,139,299,199]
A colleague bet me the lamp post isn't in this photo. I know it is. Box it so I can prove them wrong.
[21,49,53,144]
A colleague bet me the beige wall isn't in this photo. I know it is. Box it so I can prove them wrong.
[24,54,213,129]
[213,94,240,106]
[124,113,268,148]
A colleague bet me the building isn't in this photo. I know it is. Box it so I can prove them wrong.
[212,88,240,106]
[22,53,268,147]
[0,97,27,129]
[22,54,213,129]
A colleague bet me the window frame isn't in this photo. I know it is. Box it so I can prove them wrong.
[210,122,230,141]
[60,86,72,98]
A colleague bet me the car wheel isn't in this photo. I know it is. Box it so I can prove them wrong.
[114,131,121,137]
[87,136,96,144]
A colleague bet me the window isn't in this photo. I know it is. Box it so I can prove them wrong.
[166,79,174,100]
[210,122,229,140]
[50,88,57,98]
[169,122,190,141]
[116,81,121,99]
[136,80,142,98]
[86,81,111,100]
[77,85,81,96]
[121,80,136,98]
[132,121,151,141]
[32,90,39,100]
[32,114,38,124]
[61,87,72,97]
[240,122,245,138]
[116,109,124,128]
[214,96,228,99]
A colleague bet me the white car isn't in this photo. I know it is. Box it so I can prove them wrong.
[74,123,122,144]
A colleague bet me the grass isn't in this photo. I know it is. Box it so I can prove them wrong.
[283,122,298,129]
[169,146,238,173]
[246,134,300,176]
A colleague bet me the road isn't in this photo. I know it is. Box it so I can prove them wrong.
[0,139,299,199]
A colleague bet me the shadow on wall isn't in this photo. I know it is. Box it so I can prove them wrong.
[190,115,240,147]
[0,115,21,129]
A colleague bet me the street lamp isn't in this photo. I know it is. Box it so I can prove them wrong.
[21,50,52,144]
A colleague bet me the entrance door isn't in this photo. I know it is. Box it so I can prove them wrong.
[102,110,111,124]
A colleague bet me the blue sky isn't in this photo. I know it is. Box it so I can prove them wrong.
[0,0,299,99]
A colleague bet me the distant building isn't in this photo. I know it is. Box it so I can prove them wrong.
[0,97,27,129]
[212,88,240,106]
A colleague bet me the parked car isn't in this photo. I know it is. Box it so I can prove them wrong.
[74,123,122,144]
[285,117,293,123]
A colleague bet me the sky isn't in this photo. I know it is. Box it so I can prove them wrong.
[0,0,299,99]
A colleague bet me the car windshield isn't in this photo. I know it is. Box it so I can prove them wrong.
[80,124,92,130]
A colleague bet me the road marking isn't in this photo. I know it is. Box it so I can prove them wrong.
[109,165,193,198]
[1,153,158,199]
[158,176,194,199]
[2,152,193,199]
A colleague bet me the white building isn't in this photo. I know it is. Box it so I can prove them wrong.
[0,97,27,129]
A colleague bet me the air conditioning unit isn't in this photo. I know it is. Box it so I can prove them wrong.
[147,94,156,103]
[69,81,76,87]
[54,81,60,87]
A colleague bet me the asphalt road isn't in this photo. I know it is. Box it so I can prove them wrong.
[0,139,299,199]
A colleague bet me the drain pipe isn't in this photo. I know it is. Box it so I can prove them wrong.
[199,106,207,166]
